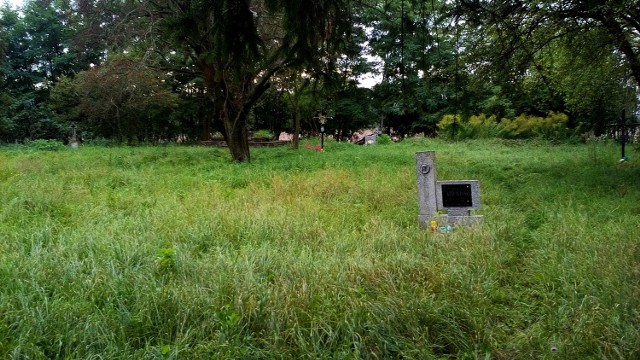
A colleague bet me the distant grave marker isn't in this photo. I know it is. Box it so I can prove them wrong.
[70,123,79,149]
[364,135,377,145]
[416,151,483,228]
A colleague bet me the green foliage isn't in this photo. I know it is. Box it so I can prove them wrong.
[156,247,177,275]
[82,137,120,147]
[501,112,570,139]
[1,0,639,148]
[554,29,635,133]
[49,76,81,125]
[331,84,377,133]
[456,0,639,134]
[252,129,274,139]
[146,0,353,161]
[478,86,516,119]
[438,112,572,141]
[72,57,180,143]
[27,139,65,151]
[362,0,461,134]
[377,134,392,145]
[436,114,464,139]
[251,88,290,135]
[0,0,100,143]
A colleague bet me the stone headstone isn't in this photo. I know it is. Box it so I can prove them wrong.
[436,180,483,226]
[416,151,438,228]
[364,135,377,145]
[416,151,483,228]
[70,123,79,149]
[278,132,294,141]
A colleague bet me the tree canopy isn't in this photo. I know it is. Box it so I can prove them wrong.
[1,0,638,155]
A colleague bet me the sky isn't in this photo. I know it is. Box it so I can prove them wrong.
[6,0,22,9]
[358,73,382,89]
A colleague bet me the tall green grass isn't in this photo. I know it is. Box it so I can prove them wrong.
[0,139,638,359]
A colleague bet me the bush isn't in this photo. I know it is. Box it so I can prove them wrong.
[468,114,503,139]
[436,114,464,140]
[537,111,571,140]
[252,129,274,139]
[437,112,573,141]
[377,134,392,145]
[27,139,65,151]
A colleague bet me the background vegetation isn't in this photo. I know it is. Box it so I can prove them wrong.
[1,139,638,358]
[1,0,638,159]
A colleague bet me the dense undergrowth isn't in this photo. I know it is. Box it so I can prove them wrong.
[0,138,638,359]
[437,112,575,141]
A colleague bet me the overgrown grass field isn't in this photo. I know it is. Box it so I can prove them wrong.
[1,139,638,359]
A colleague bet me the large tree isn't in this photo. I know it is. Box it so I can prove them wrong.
[0,0,104,142]
[140,0,351,161]
[361,0,465,133]
[57,57,180,143]
[457,0,640,92]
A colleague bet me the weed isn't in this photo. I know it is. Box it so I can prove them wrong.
[27,139,65,151]
[157,247,177,275]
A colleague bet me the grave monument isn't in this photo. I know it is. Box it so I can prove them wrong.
[416,151,483,228]
[69,123,79,149]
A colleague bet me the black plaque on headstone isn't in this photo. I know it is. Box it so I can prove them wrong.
[441,184,473,207]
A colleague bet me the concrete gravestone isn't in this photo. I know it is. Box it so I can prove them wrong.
[70,123,79,149]
[364,135,377,145]
[415,151,438,227]
[416,151,483,228]
[436,180,482,225]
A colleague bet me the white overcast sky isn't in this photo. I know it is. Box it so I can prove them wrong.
[6,0,23,9]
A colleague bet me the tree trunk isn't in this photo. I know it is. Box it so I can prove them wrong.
[202,61,279,162]
[200,105,210,141]
[292,107,301,149]
[223,109,251,162]
[202,66,251,162]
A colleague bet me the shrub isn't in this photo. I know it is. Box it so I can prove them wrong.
[536,111,570,140]
[499,112,571,140]
[252,129,274,139]
[436,114,464,140]
[502,114,539,138]
[468,113,503,138]
[27,139,65,151]
[437,112,573,141]
[377,134,392,145]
